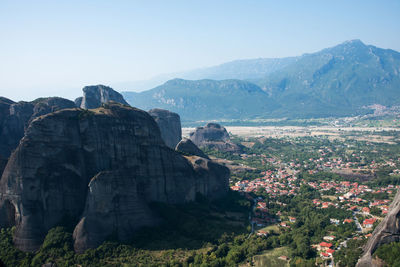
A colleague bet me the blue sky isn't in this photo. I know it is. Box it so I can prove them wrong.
[0,0,399,100]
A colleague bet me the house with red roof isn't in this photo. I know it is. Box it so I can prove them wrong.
[343,218,353,224]
[257,230,268,237]
[318,242,333,251]
[320,252,330,259]
[363,218,376,228]
[362,207,370,214]
[257,201,267,209]
[326,249,335,256]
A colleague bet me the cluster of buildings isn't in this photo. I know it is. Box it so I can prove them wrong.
[230,155,397,262]
[227,138,400,264]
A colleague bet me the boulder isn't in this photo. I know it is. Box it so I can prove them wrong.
[148,108,182,149]
[0,102,229,252]
[176,138,209,159]
[79,85,129,109]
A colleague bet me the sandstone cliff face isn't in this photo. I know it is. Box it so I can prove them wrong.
[0,97,16,160]
[176,138,209,159]
[73,170,161,253]
[357,189,400,267]
[0,97,76,176]
[189,123,241,153]
[0,99,32,160]
[0,103,229,253]
[148,108,182,149]
[79,85,129,109]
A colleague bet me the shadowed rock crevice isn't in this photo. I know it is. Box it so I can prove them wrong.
[0,199,16,228]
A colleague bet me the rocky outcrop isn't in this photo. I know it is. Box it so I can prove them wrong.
[357,189,400,267]
[73,170,161,252]
[176,138,209,159]
[74,97,83,108]
[0,102,229,253]
[0,97,76,166]
[79,85,129,109]
[190,123,229,143]
[148,108,182,149]
[189,123,241,153]
[185,156,230,200]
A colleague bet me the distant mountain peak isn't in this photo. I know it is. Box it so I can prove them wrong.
[122,40,400,121]
[342,39,365,45]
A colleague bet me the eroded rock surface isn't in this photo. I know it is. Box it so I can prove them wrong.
[73,170,161,252]
[357,189,400,267]
[0,97,76,174]
[148,108,182,149]
[189,123,241,152]
[0,103,229,253]
[79,85,129,109]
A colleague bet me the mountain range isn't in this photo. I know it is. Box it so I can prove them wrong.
[123,79,278,121]
[122,40,400,121]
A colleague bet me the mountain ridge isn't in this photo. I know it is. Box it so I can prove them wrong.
[123,79,279,121]
[122,40,400,121]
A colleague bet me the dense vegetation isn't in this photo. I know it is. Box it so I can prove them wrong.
[333,239,366,267]
[374,241,400,266]
[0,192,266,266]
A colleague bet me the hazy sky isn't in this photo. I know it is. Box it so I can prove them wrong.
[1,0,399,101]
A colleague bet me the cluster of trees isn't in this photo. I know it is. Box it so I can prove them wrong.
[374,241,400,266]
[298,171,345,182]
[0,191,258,266]
[333,239,366,267]
[0,184,360,266]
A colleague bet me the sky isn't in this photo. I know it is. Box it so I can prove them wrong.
[0,0,399,101]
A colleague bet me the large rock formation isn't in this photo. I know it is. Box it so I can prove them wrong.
[0,102,229,253]
[78,85,129,109]
[148,108,182,149]
[190,123,229,143]
[176,138,209,159]
[189,123,242,153]
[0,97,76,176]
[357,189,400,267]
[73,170,161,253]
